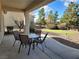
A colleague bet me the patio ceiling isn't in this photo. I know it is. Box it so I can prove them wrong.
[1,0,54,12]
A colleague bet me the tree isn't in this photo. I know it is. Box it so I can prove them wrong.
[74,4,79,31]
[47,11,58,24]
[46,10,59,29]
[60,2,78,29]
[38,8,46,25]
[47,10,55,24]
[54,11,58,24]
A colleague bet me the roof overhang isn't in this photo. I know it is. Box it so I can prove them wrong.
[1,0,54,12]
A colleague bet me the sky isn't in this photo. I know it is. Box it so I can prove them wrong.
[32,0,79,22]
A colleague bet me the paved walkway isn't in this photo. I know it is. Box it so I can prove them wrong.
[45,37,79,59]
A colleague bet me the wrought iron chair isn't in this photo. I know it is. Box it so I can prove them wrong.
[18,35,32,55]
[13,31,20,46]
[35,33,48,50]
[35,29,41,40]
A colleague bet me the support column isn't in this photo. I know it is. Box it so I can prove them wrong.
[0,0,4,44]
[24,12,32,35]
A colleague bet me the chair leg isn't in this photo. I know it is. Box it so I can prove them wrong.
[25,44,27,48]
[36,42,38,46]
[32,43,35,50]
[13,40,16,47]
[41,44,44,52]
[28,44,31,55]
[18,43,22,53]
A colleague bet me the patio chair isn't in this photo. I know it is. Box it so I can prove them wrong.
[35,29,41,39]
[18,35,32,55]
[35,33,48,51]
[13,31,20,46]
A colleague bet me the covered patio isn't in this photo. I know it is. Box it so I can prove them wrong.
[0,0,79,59]
[1,34,79,59]
[0,0,54,43]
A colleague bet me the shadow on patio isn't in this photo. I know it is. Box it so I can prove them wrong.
[0,34,62,59]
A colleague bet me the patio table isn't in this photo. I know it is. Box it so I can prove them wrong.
[28,33,39,40]
[28,33,40,49]
[21,33,39,37]
[20,33,40,42]
[20,33,39,50]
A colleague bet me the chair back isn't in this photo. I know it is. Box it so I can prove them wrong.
[19,35,31,44]
[41,33,48,43]
[13,31,20,40]
[35,29,41,37]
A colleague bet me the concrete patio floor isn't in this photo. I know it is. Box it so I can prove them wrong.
[0,34,79,59]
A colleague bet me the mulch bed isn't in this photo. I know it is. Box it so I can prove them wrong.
[41,30,79,49]
[52,37,79,49]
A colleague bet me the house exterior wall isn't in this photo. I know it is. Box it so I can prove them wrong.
[0,14,4,44]
[0,1,4,44]
[4,12,25,29]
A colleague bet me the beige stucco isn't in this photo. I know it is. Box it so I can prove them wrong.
[2,0,33,10]
[24,12,32,35]
[3,11,34,35]
[0,14,4,44]
[4,12,25,27]
[1,0,54,12]
[0,0,4,44]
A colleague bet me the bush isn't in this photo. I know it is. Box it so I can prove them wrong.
[52,25,59,29]
[58,23,67,30]
[46,23,59,29]
[46,23,55,29]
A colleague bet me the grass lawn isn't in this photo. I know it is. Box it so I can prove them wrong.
[42,29,79,48]
[42,29,78,36]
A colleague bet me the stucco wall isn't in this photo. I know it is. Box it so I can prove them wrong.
[4,11,25,28]
[0,14,4,44]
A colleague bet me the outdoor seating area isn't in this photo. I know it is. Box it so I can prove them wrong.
[0,33,61,59]
[12,29,48,55]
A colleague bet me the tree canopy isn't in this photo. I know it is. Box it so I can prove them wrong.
[38,8,46,25]
[60,2,79,28]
